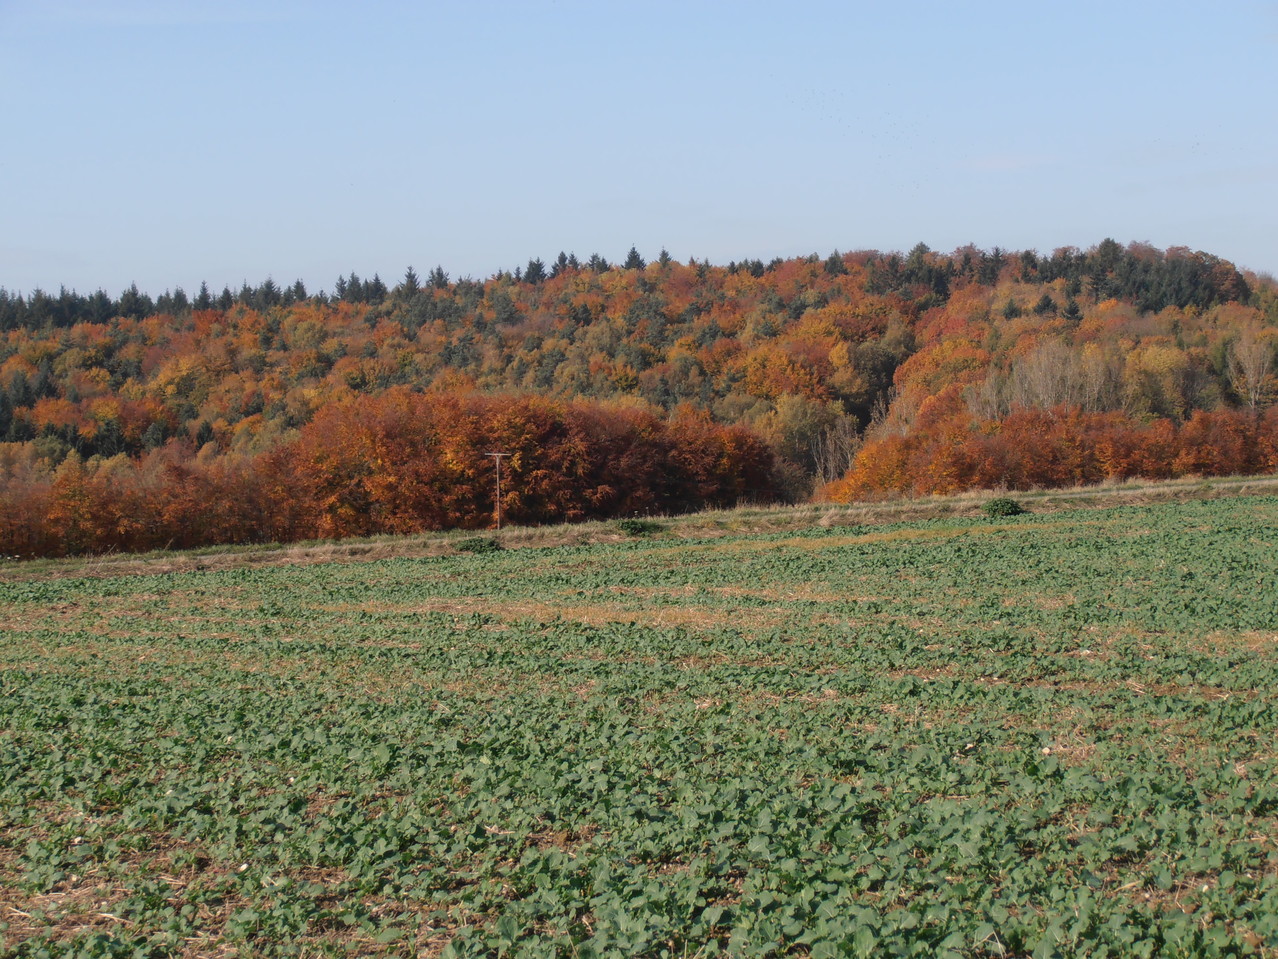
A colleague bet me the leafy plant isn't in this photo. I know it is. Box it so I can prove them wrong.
[617,518,663,536]
[3,496,1276,956]
[455,536,502,554]
[982,497,1027,517]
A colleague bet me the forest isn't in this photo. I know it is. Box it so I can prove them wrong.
[2,239,1276,557]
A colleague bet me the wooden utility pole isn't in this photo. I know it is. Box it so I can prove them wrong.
[486,452,508,530]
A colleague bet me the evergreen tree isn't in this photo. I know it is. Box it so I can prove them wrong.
[978,248,1005,285]
[623,246,645,270]
[86,290,115,323]
[524,258,547,284]
[117,283,152,319]
[93,418,126,457]
[0,291,23,332]
[32,363,55,400]
[26,289,54,325]
[55,286,84,326]
[342,273,363,303]
[257,277,281,308]
[141,421,167,450]
[1091,237,1124,277]
[194,281,213,311]
[7,370,32,408]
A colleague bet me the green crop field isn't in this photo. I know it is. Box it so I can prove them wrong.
[2,496,1278,958]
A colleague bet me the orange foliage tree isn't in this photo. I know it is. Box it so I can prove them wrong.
[823,406,1278,501]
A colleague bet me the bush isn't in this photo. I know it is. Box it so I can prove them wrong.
[455,536,503,554]
[983,497,1028,517]
[618,518,663,536]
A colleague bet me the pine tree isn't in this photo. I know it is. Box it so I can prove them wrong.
[257,277,281,307]
[117,283,152,319]
[195,420,216,447]
[342,273,364,303]
[87,290,114,323]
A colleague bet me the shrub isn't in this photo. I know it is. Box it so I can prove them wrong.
[455,536,502,554]
[983,497,1027,517]
[618,518,663,536]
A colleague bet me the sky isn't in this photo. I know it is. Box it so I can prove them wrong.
[2,0,1276,299]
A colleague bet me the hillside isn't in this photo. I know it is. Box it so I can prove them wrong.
[2,240,1277,556]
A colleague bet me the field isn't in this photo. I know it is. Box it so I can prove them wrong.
[2,494,1278,958]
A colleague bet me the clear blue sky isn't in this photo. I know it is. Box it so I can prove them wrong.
[3,0,1276,299]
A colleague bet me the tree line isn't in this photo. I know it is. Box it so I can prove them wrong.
[1,240,1275,556]
[0,391,777,558]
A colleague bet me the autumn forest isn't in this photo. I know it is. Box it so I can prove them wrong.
[2,240,1276,557]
